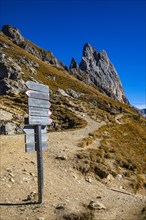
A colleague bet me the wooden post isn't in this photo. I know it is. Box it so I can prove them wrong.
[35,125,44,203]
[25,81,52,203]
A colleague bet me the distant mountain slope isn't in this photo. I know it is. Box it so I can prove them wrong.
[138,108,146,118]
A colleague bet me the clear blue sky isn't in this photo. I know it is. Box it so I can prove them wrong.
[0,0,145,108]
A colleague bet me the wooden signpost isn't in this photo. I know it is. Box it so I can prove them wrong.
[23,81,52,203]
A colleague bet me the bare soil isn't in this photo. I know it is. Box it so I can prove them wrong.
[0,114,146,220]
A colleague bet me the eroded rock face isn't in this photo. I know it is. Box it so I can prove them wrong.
[1,25,68,70]
[2,25,24,45]
[70,58,79,69]
[69,57,91,84]
[70,43,129,104]
[0,52,25,95]
[0,78,26,95]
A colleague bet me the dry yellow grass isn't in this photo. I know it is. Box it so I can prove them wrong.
[1,33,146,189]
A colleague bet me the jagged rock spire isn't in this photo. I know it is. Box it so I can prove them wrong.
[78,43,128,104]
[69,58,79,69]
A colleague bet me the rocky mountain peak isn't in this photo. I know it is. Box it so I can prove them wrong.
[99,50,109,61]
[72,43,129,104]
[82,43,96,57]
[69,58,78,69]
[2,25,24,45]
[0,24,128,104]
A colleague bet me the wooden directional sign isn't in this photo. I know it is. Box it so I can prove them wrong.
[26,90,49,100]
[25,141,48,152]
[24,125,48,152]
[29,116,52,126]
[25,81,52,126]
[26,81,49,93]
[28,107,52,117]
[28,98,51,109]
[24,81,53,203]
[25,133,48,143]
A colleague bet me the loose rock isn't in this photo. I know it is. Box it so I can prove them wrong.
[57,88,69,97]
[9,177,15,183]
[55,204,66,210]
[37,217,45,220]
[88,200,106,210]
[55,155,67,160]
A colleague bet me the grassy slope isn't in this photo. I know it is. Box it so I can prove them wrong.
[0,34,146,189]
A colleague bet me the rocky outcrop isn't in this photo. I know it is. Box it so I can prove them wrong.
[2,25,24,45]
[66,88,83,98]
[69,57,91,84]
[1,25,68,71]
[0,56,22,80]
[57,88,69,97]
[70,43,128,104]
[70,58,79,69]
[0,51,25,95]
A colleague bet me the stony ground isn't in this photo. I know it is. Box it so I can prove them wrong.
[0,113,146,220]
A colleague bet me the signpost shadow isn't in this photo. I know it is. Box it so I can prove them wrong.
[0,201,39,206]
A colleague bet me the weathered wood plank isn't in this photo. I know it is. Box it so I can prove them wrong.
[26,90,49,100]
[25,144,35,152]
[26,81,49,93]
[29,116,52,125]
[25,141,48,152]
[28,98,51,108]
[23,125,47,134]
[35,125,44,203]
[29,107,52,117]
[25,133,48,143]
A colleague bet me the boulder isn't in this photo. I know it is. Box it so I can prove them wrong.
[88,200,106,210]
[0,122,16,135]
[18,55,39,74]
[29,67,37,75]
[0,78,25,95]
[0,41,10,48]
[0,79,11,95]
[66,88,82,98]
[0,55,22,80]
[20,42,40,57]
[57,88,69,97]
[2,25,24,45]
[93,163,109,179]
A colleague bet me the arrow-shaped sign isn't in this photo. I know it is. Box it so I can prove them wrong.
[26,90,49,100]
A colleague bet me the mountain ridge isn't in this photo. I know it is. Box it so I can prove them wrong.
[1,24,128,104]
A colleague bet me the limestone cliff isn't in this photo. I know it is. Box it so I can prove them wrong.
[70,43,129,104]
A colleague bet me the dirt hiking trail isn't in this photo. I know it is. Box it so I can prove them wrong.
[0,114,146,220]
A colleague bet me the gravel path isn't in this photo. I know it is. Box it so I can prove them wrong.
[0,114,145,220]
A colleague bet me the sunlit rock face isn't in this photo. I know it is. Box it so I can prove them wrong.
[70,43,129,104]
